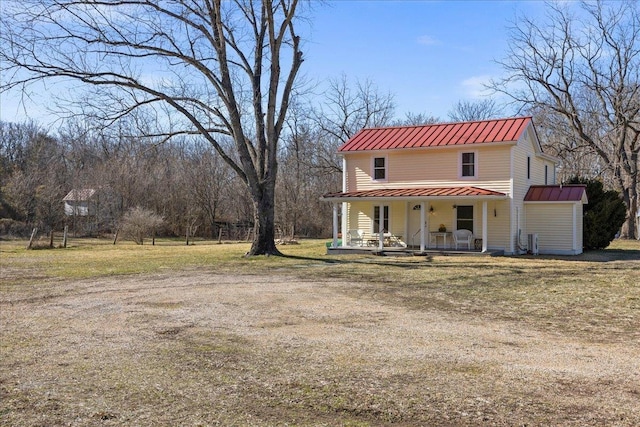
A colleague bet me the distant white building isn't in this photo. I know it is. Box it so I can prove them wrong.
[63,189,97,216]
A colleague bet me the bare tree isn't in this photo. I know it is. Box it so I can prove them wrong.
[1,0,304,255]
[447,99,503,122]
[311,75,395,175]
[492,0,639,239]
[277,115,336,238]
[315,75,396,144]
[1,125,68,231]
[392,112,441,126]
[181,141,235,238]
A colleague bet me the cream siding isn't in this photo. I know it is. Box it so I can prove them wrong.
[510,124,556,254]
[485,200,511,251]
[576,204,583,251]
[525,203,583,255]
[346,145,513,195]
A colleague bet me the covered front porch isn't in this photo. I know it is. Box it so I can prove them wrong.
[322,187,509,254]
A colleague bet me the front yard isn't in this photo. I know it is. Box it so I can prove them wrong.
[1,238,638,425]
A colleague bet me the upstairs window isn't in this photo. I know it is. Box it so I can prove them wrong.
[527,156,532,180]
[460,152,476,178]
[373,157,386,180]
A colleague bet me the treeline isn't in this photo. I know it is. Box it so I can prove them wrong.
[0,119,343,240]
[0,78,411,240]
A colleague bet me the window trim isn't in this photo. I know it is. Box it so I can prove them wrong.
[459,151,478,180]
[372,156,387,182]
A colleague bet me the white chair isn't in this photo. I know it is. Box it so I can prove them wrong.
[453,229,473,250]
[347,229,364,247]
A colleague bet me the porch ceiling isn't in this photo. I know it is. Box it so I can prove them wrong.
[321,186,507,202]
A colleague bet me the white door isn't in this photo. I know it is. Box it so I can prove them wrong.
[408,205,423,247]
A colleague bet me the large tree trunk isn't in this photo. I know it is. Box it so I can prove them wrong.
[619,172,638,239]
[249,180,281,256]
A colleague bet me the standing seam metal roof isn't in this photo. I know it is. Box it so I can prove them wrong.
[322,186,507,200]
[524,185,587,202]
[339,117,532,152]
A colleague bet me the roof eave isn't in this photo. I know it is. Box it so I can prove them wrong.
[321,194,509,202]
[338,140,517,155]
[537,152,560,164]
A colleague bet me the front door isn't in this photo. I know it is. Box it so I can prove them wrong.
[408,204,423,247]
[457,205,474,232]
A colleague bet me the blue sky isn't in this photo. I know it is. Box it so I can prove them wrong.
[0,1,546,127]
[303,0,546,119]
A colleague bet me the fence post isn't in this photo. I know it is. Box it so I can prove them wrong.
[63,226,68,248]
[27,228,38,249]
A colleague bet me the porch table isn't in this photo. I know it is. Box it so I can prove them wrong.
[429,231,452,249]
[365,233,404,247]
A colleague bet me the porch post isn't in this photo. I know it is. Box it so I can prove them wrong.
[341,157,348,248]
[332,203,339,248]
[404,202,409,249]
[420,201,426,251]
[482,200,488,252]
[378,203,384,251]
[341,202,347,247]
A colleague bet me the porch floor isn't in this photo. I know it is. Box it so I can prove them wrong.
[326,246,504,257]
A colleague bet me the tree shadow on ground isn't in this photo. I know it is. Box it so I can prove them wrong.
[280,253,433,269]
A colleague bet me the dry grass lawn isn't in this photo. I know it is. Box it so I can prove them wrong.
[1,238,639,426]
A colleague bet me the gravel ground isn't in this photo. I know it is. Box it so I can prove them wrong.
[1,271,639,426]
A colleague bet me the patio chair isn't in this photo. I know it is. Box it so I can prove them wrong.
[347,229,364,247]
[453,229,473,250]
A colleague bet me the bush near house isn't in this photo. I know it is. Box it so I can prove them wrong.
[567,177,626,250]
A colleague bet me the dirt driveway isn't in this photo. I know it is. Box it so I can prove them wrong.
[2,271,639,426]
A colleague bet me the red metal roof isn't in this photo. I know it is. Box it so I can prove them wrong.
[322,186,507,200]
[339,117,532,152]
[524,185,587,202]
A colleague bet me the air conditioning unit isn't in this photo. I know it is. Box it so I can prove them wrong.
[528,233,539,255]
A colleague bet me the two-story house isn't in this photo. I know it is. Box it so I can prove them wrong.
[322,117,588,255]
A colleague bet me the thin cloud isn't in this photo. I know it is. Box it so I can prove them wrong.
[417,35,440,46]
[461,75,493,98]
